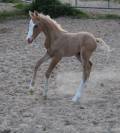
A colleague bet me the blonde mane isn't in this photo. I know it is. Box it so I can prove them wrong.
[38,13,65,32]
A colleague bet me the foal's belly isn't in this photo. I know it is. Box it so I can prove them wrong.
[56,33,83,57]
[62,43,80,57]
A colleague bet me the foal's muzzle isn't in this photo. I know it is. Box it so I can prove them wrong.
[27,37,33,44]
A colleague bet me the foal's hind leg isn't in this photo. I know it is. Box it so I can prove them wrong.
[72,60,92,102]
[72,50,92,102]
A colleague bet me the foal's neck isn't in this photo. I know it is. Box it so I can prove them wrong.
[44,23,61,38]
[42,21,62,48]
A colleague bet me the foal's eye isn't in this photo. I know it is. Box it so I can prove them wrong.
[34,25,38,28]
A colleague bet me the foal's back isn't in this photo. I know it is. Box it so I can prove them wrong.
[56,31,97,57]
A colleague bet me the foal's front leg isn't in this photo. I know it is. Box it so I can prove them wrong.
[29,52,50,89]
[43,56,61,99]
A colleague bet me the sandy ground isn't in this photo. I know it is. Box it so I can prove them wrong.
[0,17,120,133]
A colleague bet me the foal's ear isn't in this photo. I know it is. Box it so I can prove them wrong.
[29,11,34,18]
[34,10,39,17]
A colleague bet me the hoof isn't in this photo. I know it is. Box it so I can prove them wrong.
[30,80,35,87]
[29,84,34,90]
[29,79,35,88]
[72,96,80,103]
[29,89,34,95]
[43,95,47,100]
[29,84,34,95]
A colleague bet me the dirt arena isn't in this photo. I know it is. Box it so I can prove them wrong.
[0,17,120,133]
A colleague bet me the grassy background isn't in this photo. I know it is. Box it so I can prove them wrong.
[0,0,21,3]
[0,0,120,20]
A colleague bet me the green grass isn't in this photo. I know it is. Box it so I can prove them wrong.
[14,2,89,18]
[0,10,26,21]
[0,6,120,21]
[0,10,120,21]
[113,0,120,3]
[1,0,21,3]
[14,3,30,10]
[0,1,29,21]
[102,14,120,19]
[1,0,118,20]
[92,13,120,19]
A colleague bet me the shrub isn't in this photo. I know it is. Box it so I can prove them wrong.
[24,0,88,18]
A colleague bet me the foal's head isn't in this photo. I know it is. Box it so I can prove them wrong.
[26,11,65,44]
[26,11,42,44]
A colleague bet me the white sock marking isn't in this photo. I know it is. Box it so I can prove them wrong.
[72,79,86,102]
[29,79,34,87]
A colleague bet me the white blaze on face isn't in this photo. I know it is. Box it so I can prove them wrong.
[26,19,35,40]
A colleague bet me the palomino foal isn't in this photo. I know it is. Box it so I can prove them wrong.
[26,11,104,102]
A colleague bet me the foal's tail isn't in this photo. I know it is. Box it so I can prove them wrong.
[96,38,112,63]
[96,38,111,52]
